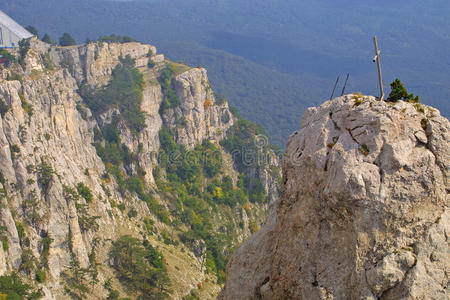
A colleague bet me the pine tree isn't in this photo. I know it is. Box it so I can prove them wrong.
[59,33,76,46]
[41,34,54,44]
[387,78,419,103]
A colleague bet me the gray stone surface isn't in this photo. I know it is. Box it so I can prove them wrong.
[221,95,449,300]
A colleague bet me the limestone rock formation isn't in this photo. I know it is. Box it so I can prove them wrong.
[0,38,280,299]
[220,95,449,299]
[164,68,233,148]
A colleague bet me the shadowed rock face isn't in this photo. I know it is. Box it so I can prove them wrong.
[221,95,449,300]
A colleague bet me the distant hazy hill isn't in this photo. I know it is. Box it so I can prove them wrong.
[3,0,449,145]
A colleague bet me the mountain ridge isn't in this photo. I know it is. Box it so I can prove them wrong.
[2,0,449,147]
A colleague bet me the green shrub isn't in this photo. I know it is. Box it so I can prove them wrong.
[61,260,91,299]
[414,103,425,113]
[159,126,178,153]
[102,123,121,143]
[0,273,42,299]
[41,34,55,44]
[117,203,126,212]
[10,144,20,153]
[43,133,51,141]
[15,222,25,245]
[6,72,23,83]
[249,221,259,233]
[387,78,419,103]
[143,194,171,224]
[109,235,170,298]
[200,140,222,177]
[19,94,33,117]
[41,53,54,70]
[36,161,54,192]
[22,102,33,117]
[1,238,8,251]
[60,58,74,74]
[20,250,36,275]
[94,142,124,166]
[40,236,53,268]
[59,33,76,46]
[127,208,137,218]
[0,100,9,118]
[106,289,120,300]
[76,203,100,232]
[421,118,428,130]
[35,269,46,283]
[76,183,93,203]
[158,64,181,114]
[220,118,264,172]
[18,39,30,68]
[161,230,174,245]
[10,144,20,160]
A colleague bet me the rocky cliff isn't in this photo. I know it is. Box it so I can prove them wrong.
[220,95,449,299]
[0,38,280,299]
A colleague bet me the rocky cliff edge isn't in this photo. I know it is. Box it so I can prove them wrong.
[220,94,449,299]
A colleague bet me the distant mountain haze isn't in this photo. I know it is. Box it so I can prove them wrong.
[4,0,449,145]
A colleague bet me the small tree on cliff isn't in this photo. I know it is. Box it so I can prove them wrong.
[388,78,419,103]
[41,34,55,45]
[59,33,76,46]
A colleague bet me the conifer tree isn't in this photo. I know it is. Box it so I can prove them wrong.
[41,34,54,44]
[388,78,419,103]
[59,33,76,46]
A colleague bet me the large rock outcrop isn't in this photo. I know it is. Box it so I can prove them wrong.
[221,95,449,299]
[0,39,280,299]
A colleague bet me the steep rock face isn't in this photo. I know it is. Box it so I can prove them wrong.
[0,67,112,279]
[164,68,233,148]
[221,95,449,299]
[54,41,157,86]
[0,40,280,299]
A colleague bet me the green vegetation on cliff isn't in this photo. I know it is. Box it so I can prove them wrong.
[388,79,420,103]
[0,273,42,299]
[109,235,170,298]
[158,64,181,114]
[84,55,146,134]
[83,55,274,288]
[0,40,277,298]
[156,125,255,282]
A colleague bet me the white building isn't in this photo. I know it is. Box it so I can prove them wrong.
[0,9,33,48]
